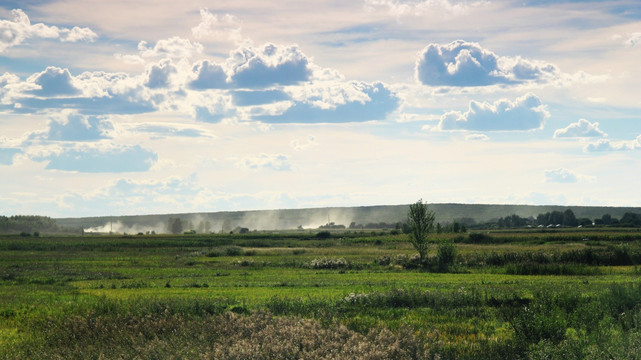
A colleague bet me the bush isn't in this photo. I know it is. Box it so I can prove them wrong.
[303,257,350,269]
[315,231,332,239]
[225,246,244,256]
[436,240,457,271]
[467,232,494,243]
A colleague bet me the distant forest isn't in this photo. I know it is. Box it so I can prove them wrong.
[0,215,63,235]
[476,209,641,229]
[2,203,639,235]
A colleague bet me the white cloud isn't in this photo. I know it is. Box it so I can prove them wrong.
[364,0,483,17]
[0,9,96,53]
[40,113,114,141]
[625,32,641,48]
[25,67,80,97]
[60,26,98,42]
[191,9,242,43]
[584,135,641,152]
[291,136,317,151]
[258,81,399,123]
[236,153,291,171]
[545,168,578,183]
[137,36,204,60]
[144,59,178,89]
[189,60,229,89]
[435,93,549,131]
[465,134,489,141]
[1,66,157,114]
[553,118,606,138]
[189,43,313,89]
[415,40,560,87]
[227,43,312,88]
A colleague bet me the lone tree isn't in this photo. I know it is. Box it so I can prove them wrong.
[407,199,435,263]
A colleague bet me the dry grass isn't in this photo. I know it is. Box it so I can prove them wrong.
[9,311,435,360]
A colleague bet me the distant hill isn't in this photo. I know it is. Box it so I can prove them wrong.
[54,203,641,234]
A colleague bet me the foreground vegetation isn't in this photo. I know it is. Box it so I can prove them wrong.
[2,229,641,359]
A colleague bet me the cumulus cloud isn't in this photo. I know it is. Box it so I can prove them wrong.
[227,43,312,88]
[191,9,242,42]
[237,153,291,171]
[190,91,236,123]
[144,59,178,89]
[43,144,157,173]
[259,81,399,123]
[1,41,393,125]
[584,135,641,152]
[415,40,559,87]
[189,60,229,89]
[138,36,203,60]
[545,168,578,183]
[232,89,290,106]
[189,43,312,89]
[26,67,80,97]
[42,113,113,141]
[0,9,96,53]
[435,93,548,131]
[1,66,158,115]
[553,119,607,138]
[61,26,98,42]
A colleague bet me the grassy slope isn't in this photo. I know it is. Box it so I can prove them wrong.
[55,203,641,231]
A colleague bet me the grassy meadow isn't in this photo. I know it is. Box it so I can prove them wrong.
[2,229,641,359]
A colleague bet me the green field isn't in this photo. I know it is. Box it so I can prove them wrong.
[2,230,641,359]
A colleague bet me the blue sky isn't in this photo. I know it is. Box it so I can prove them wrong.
[1,0,641,217]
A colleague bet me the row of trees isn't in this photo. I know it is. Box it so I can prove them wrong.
[0,215,61,234]
[492,210,641,228]
[166,218,250,234]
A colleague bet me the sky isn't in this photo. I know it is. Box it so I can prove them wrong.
[1,0,641,218]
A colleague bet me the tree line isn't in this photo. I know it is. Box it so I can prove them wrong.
[489,210,641,228]
[0,215,61,234]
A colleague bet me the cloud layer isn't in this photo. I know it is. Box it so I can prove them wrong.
[584,136,641,152]
[44,145,157,173]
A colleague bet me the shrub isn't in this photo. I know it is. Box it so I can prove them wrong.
[468,232,494,243]
[315,231,332,239]
[207,250,222,257]
[234,259,255,267]
[225,246,244,256]
[303,257,350,269]
[436,240,457,271]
